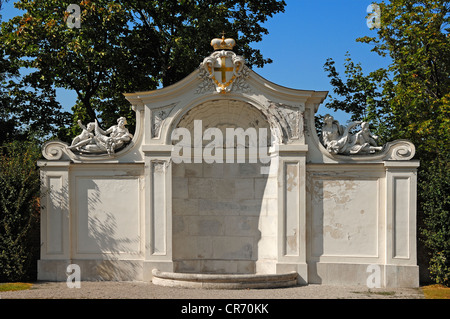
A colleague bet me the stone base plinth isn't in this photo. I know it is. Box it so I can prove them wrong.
[151,269,298,289]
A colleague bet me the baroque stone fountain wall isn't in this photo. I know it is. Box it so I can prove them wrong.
[38,37,419,288]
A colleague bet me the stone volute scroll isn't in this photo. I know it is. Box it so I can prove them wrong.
[320,114,415,160]
[42,116,134,160]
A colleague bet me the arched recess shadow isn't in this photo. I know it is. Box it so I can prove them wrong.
[169,99,279,274]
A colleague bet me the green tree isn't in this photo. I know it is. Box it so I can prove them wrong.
[323,0,450,285]
[0,140,41,282]
[323,53,393,144]
[358,1,450,155]
[2,0,142,139]
[2,0,286,139]
[0,0,70,143]
[127,0,285,87]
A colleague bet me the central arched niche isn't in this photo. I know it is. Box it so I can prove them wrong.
[171,99,278,274]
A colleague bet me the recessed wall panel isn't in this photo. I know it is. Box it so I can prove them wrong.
[151,161,167,255]
[47,176,64,254]
[393,177,410,259]
[284,162,299,256]
[311,178,378,257]
[76,177,140,255]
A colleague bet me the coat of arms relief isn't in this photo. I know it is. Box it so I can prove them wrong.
[197,36,250,94]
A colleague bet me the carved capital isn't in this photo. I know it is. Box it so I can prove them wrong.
[151,160,170,173]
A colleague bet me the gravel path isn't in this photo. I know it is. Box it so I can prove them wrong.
[0,281,424,299]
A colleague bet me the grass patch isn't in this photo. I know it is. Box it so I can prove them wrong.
[351,289,396,297]
[422,284,450,299]
[369,290,396,296]
[0,282,33,292]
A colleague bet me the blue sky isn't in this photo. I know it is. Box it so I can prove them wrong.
[1,0,389,124]
[253,0,388,122]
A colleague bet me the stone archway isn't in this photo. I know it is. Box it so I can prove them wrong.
[170,99,278,274]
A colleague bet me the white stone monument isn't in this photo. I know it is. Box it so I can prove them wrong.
[38,36,419,288]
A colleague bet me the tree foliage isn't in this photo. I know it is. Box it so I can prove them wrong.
[1,0,286,140]
[323,0,450,285]
[358,0,450,157]
[0,1,71,143]
[323,53,393,144]
[0,0,286,279]
[0,140,41,282]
